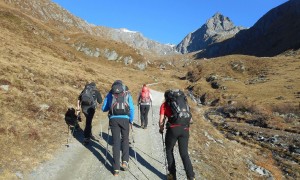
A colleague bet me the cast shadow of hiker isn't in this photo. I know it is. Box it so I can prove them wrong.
[69,126,114,173]
[129,144,165,179]
[133,122,143,129]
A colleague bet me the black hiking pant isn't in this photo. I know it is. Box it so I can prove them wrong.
[140,104,150,127]
[83,108,95,139]
[109,118,130,171]
[165,126,195,179]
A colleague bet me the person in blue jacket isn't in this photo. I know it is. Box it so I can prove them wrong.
[102,80,134,176]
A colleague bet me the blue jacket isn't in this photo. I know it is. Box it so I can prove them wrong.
[102,91,135,123]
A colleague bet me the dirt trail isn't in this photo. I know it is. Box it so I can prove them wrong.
[27,90,190,180]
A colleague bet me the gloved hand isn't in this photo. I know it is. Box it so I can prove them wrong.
[159,127,164,134]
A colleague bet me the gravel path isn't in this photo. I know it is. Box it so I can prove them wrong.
[27,90,188,180]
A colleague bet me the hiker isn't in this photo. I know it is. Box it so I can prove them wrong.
[159,89,195,180]
[102,80,134,176]
[137,84,153,129]
[77,82,103,145]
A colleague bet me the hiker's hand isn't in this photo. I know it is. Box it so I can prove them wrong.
[76,109,80,116]
[159,127,164,134]
[130,123,133,130]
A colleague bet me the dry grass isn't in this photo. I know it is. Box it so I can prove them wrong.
[0,1,299,179]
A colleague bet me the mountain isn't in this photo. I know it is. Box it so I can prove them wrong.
[195,0,300,58]
[176,13,245,54]
[104,28,176,55]
[3,0,176,55]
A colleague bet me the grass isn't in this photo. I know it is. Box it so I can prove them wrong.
[1,1,300,179]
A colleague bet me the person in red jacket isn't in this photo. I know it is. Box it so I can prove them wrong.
[137,84,152,129]
[159,90,195,180]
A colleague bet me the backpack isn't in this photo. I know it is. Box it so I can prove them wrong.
[110,83,130,115]
[81,83,96,108]
[165,89,192,125]
[64,108,78,126]
[140,86,151,103]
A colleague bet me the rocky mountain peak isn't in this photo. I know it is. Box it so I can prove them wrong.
[176,13,245,54]
[195,0,300,58]
[206,12,235,33]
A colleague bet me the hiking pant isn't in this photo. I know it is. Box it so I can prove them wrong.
[83,108,95,139]
[140,104,150,127]
[109,118,130,171]
[165,126,195,179]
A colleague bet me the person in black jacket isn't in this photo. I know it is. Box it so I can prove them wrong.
[77,82,102,145]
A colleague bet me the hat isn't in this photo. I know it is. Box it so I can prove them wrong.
[113,80,123,85]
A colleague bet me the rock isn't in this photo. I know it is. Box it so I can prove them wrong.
[123,56,133,65]
[39,104,50,110]
[104,49,118,61]
[0,85,9,91]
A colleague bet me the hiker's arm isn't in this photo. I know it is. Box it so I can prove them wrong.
[159,114,166,133]
[150,93,153,103]
[101,93,111,112]
[96,90,103,104]
[128,95,135,124]
[76,100,81,115]
[137,93,141,104]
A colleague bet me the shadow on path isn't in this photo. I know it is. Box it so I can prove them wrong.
[70,126,114,173]
[129,144,165,179]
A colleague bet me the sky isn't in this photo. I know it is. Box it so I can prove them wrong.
[52,0,288,45]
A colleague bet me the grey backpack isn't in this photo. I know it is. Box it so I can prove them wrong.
[81,84,96,108]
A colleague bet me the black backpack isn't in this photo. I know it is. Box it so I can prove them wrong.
[165,89,192,125]
[64,108,78,126]
[110,83,130,115]
[81,83,96,108]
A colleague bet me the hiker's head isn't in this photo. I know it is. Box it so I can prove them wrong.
[142,84,148,92]
[111,80,123,89]
[164,89,170,100]
[113,80,123,85]
[90,82,96,86]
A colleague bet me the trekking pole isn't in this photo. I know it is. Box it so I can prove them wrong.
[66,125,70,146]
[137,104,140,126]
[99,115,103,138]
[162,133,168,176]
[105,126,110,165]
[151,102,154,125]
[131,125,138,163]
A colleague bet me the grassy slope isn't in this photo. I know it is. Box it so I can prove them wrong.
[1,2,299,179]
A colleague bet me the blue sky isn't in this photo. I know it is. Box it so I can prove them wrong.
[52,0,288,45]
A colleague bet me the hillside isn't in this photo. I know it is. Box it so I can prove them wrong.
[0,0,300,180]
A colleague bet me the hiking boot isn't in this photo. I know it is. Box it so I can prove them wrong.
[90,134,97,141]
[167,173,176,180]
[113,170,119,176]
[121,161,128,171]
[83,138,90,145]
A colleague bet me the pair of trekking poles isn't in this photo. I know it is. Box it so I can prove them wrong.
[105,125,137,166]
